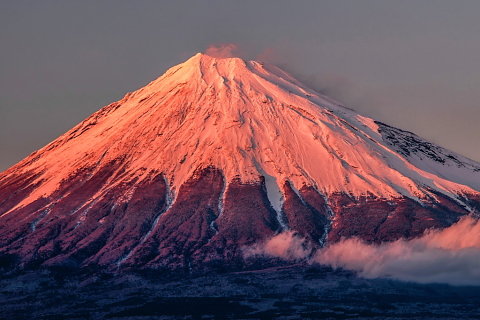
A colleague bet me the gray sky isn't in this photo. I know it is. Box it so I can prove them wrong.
[1,1,480,172]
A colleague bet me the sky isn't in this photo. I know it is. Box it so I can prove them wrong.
[1,1,480,172]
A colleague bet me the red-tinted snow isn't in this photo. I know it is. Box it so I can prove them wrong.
[3,53,480,216]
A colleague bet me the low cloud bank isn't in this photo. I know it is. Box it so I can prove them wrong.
[316,215,480,286]
[245,215,480,286]
[243,231,312,260]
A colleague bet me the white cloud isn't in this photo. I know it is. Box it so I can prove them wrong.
[244,215,480,286]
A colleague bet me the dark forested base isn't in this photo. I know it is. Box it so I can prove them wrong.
[1,265,480,320]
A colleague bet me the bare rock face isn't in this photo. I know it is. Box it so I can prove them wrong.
[326,193,469,243]
[191,176,283,270]
[125,167,225,270]
[1,53,480,272]
[282,182,329,244]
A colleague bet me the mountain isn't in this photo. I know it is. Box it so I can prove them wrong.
[1,53,479,272]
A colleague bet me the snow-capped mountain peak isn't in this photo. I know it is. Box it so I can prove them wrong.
[1,53,479,270]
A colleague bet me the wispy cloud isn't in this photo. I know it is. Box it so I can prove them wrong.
[204,43,239,59]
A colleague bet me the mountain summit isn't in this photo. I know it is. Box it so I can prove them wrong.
[1,53,479,271]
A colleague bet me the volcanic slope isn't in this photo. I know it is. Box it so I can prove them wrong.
[1,53,480,271]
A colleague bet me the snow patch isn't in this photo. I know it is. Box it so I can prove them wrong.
[253,161,286,230]
[30,208,50,232]
[210,174,227,236]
